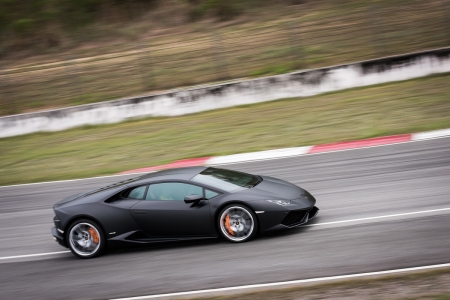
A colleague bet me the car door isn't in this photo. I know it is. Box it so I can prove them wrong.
[130,181,214,238]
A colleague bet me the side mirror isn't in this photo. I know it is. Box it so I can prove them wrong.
[184,194,204,204]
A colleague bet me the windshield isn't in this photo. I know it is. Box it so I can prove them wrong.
[191,167,261,192]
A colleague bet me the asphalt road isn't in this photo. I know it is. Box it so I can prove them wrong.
[0,137,449,299]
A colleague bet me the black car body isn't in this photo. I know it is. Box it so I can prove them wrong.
[51,167,318,258]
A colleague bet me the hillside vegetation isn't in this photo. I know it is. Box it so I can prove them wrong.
[0,0,449,116]
[1,0,292,51]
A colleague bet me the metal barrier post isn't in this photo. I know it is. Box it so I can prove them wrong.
[0,47,6,113]
[64,19,84,104]
[0,30,17,115]
[64,55,77,102]
[134,41,147,92]
[369,5,382,57]
[126,2,147,93]
[0,69,11,115]
[143,43,155,89]
[210,31,229,81]
[286,21,303,69]
[445,0,450,45]
[67,53,85,103]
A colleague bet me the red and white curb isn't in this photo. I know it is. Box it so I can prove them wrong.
[119,128,450,174]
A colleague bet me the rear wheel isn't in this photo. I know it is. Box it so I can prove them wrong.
[218,205,258,243]
[66,219,105,259]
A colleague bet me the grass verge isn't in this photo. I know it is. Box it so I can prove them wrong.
[180,267,450,300]
[1,73,450,186]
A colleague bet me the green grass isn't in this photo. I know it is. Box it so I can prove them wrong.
[1,73,450,186]
[0,0,449,116]
[182,267,450,300]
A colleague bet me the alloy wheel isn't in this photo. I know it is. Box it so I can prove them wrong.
[69,222,101,257]
[219,206,255,242]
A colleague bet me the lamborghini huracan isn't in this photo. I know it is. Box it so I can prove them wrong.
[51,167,319,258]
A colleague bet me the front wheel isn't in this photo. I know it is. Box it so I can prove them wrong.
[218,205,258,243]
[66,219,106,259]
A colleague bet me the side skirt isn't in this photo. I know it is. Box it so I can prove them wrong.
[109,231,218,244]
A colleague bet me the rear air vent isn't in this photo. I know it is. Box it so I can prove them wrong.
[281,209,309,227]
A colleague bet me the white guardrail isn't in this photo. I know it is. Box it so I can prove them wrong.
[1,47,450,138]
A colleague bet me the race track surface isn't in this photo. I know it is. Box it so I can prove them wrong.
[0,137,449,299]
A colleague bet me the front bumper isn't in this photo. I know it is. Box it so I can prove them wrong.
[260,205,319,233]
[51,227,67,248]
[281,206,319,228]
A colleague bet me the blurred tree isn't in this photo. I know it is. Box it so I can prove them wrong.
[0,0,298,52]
[184,0,245,21]
[0,0,160,51]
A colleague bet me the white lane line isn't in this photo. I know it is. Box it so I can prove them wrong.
[111,262,450,300]
[1,133,449,189]
[1,207,449,262]
[0,250,70,260]
[304,207,450,227]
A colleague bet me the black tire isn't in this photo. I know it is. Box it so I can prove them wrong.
[217,204,258,243]
[66,218,106,259]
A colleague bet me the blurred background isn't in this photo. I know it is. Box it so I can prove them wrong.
[1,2,450,299]
[0,0,449,116]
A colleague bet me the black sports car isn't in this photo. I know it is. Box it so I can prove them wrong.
[51,167,318,258]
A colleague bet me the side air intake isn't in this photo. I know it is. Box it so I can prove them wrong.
[281,209,309,227]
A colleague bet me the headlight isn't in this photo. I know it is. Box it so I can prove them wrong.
[266,200,291,206]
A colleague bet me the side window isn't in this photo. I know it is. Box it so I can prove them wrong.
[146,182,202,201]
[205,189,220,199]
[128,186,147,199]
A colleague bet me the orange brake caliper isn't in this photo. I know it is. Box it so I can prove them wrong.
[224,214,235,236]
[89,228,99,244]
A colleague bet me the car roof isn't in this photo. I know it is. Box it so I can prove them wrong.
[57,167,209,204]
[133,166,207,183]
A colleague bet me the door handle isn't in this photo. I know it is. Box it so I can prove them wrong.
[133,210,148,214]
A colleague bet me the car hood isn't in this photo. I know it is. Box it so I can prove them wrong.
[252,175,305,200]
[233,175,312,202]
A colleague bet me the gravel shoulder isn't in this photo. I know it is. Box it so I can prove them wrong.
[184,268,450,300]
